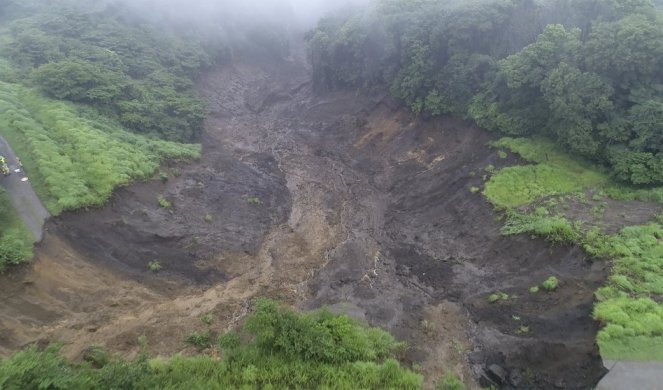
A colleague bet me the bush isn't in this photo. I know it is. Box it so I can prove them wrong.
[246,197,262,205]
[200,314,213,325]
[501,209,579,243]
[157,196,172,209]
[0,188,33,271]
[147,260,162,273]
[588,223,663,359]
[0,300,424,389]
[542,276,559,291]
[488,292,508,303]
[245,299,404,364]
[436,371,465,390]
[185,331,210,349]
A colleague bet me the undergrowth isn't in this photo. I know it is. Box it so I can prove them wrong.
[0,299,424,389]
[487,137,663,361]
[0,81,200,215]
[0,188,33,271]
[486,137,663,208]
[501,208,579,243]
[584,224,663,360]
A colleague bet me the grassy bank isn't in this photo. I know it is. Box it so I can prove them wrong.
[0,187,33,271]
[0,299,427,389]
[0,80,200,215]
[483,137,663,361]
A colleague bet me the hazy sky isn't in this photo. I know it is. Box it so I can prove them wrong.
[118,0,370,29]
[288,0,370,25]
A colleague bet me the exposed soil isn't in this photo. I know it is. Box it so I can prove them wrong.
[0,50,621,388]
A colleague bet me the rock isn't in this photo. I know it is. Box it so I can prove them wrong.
[509,369,523,387]
[487,364,507,385]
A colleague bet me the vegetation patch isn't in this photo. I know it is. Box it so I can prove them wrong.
[185,331,210,349]
[0,81,200,215]
[488,292,509,303]
[436,371,465,390]
[0,188,33,271]
[542,276,559,291]
[0,299,423,389]
[584,224,663,360]
[246,196,262,205]
[486,137,663,208]
[501,208,579,243]
[485,139,663,360]
[157,196,172,209]
[147,260,162,273]
[484,138,609,208]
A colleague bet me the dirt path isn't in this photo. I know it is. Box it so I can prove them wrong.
[0,135,49,241]
[0,52,608,388]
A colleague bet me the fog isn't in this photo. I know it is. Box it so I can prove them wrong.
[115,0,370,31]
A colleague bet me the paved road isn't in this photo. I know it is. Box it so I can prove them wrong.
[0,135,49,241]
[597,360,663,390]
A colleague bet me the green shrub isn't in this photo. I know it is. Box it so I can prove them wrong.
[218,331,241,351]
[159,172,169,183]
[488,292,508,303]
[436,371,465,390]
[529,286,539,294]
[245,299,405,364]
[542,276,559,291]
[246,196,262,205]
[0,188,33,271]
[517,325,530,334]
[501,209,579,243]
[185,331,210,349]
[157,196,172,209]
[147,260,162,273]
[0,300,423,389]
[589,224,663,359]
[0,345,93,389]
[200,314,213,325]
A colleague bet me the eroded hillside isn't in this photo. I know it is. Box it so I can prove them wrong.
[0,52,616,388]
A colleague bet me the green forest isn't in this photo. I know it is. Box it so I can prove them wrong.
[308,0,663,186]
[4,1,212,142]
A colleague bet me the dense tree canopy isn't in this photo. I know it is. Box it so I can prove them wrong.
[309,0,663,185]
[6,5,212,142]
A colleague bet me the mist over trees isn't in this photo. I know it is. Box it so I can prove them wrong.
[308,0,663,185]
[0,0,313,222]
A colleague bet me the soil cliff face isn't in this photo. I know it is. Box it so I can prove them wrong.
[0,54,606,388]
